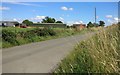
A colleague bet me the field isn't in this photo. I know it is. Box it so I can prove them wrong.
[2,27,94,48]
[54,24,120,73]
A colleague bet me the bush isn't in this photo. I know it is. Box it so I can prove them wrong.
[35,28,56,36]
[20,30,37,42]
[2,30,19,45]
[44,28,56,36]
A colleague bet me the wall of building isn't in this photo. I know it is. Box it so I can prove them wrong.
[32,23,67,28]
[73,24,86,30]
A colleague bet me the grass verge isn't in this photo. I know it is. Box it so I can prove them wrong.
[2,27,94,48]
[54,24,120,73]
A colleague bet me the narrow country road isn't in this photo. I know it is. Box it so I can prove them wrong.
[2,32,95,73]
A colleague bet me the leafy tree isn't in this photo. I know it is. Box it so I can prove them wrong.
[56,21,63,23]
[93,23,99,27]
[87,22,94,28]
[99,21,105,27]
[22,19,33,26]
[66,26,70,28]
[52,18,56,23]
[41,16,56,23]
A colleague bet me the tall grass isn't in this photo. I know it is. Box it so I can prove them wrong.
[54,24,120,73]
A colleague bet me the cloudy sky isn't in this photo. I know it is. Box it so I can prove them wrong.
[1,2,119,26]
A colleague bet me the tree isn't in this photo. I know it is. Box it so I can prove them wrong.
[99,21,105,27]
[22,19,33,26]
[37,22,40,23]
[56,21,63,23]
[52,18,56,23]
[93,23,99,27]
[41,16,56,23]
[87,22,94,28]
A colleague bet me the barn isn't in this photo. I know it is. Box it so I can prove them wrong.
[0,21,19,27]
[32,23,67,28]
[73,24,86,30]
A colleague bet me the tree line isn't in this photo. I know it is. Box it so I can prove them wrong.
[22,16,63,26]
[87,21,105,28]
[22,16,106,27]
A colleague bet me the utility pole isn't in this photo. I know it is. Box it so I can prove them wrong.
[95,7,96,23]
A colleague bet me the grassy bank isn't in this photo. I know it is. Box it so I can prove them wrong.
[2,27,93,48]
[54,24,120,73]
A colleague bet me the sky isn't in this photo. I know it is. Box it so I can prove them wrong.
[0,2,119,26]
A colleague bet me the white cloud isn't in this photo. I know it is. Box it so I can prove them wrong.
[8,2,44,7]
[59,17,64,20]
[31,16,46,21]
[13,18,17,21]
[75,21,83,24]
[107,17,118,25]
[12,18,23,23]
[61,6,73,11]
[114,17,118,21]
[66,20,83,26]
[36,16,45,19]
[106,15,113,18]
[0,6,10,10]
[106,16,119,25]
[61,6,68,11]
[69,8,73,11]
[66,21,74,26]
[74,22,80,24]
[107,19,113,24]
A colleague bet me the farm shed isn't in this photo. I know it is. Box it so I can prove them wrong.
[0,21,19,27]
[32,23,67,28]
[73,24,86,30]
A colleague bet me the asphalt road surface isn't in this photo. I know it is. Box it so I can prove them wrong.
[2,32,95,73]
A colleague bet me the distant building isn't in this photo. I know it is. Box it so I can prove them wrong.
[0,21,19,27]
[73,24,86,30]
[19,23,26,26]
[32,23,67,28]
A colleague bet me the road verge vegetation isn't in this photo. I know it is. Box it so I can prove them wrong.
[54,24,120,73]
[2,27,94,48]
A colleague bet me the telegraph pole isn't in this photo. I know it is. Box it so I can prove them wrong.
[95,7,96,23]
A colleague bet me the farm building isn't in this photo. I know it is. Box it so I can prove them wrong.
[32,23,67,28]
[73,24,86,30]
[0,21,19,27]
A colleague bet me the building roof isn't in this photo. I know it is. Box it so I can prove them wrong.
[0,21,19,23]
[33,23,66,25]
[73,24,86,26]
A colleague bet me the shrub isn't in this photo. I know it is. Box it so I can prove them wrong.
[44,28,56,36]
[2,30,19,45]
[35,28,56,36]
[20,30,37,42]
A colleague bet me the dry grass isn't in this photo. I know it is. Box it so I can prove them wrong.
[54,24,120,73]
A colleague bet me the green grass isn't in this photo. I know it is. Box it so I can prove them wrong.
[2,27,94,48]
[54,24,120,73]
[2,27,36,32]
